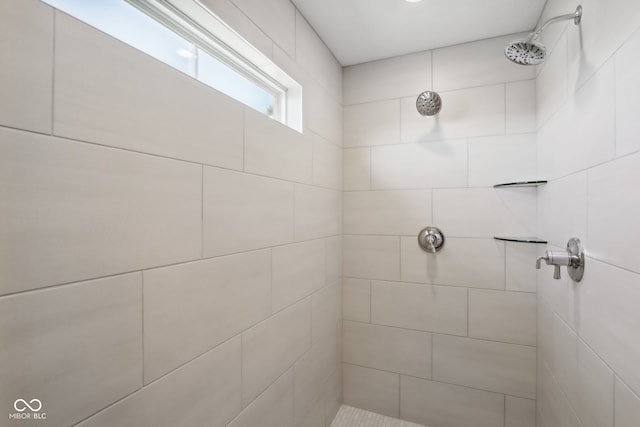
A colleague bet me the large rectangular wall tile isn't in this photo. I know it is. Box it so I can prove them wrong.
[343,364,400,418]
[537,171,588,249]
[293,335,340,424]
[400,376,504,427]
[615,28,640,157]
[538,359,583,427]
[401,237,505,290]
[304,78,343,146]
[343,321,431,379]
[0,0,53,133]
[343,279,371,323]
[468,134,537,187]
[242,299,311,406]
[574,339,615,427]
[231,0,295,57]
[506,242,538,293]
[343,235,400,281]
[0,128,201,295]
[433,334,536,399]
[536,34,568,129]
[0,274,142,427]
[77,336,242,427]
[344,100,400,147]
[343,52,431,105]
[434,188,536,238]
[294,184,340,241]
[54,13,244,169]
[371,140,468,190]
[577,258,640,396]
[272,239,325,312]
[295,12,342,102]
[433,34,534,91]
[400,85,505,143]
[506,80,536,135]
[505,396,535,427]
[469,289,537,346]
[244,108,313,183]
[325,235,343,285]
[202,167,294,257]
[143,250,271,382]
[615,378,640,427]
[343,190,431,235]
[371,280,467,336]
[588,152,640,273]
[312,282,342,343]
[228,369,294,427]
[313,134,342,190]
[344,147,371,191]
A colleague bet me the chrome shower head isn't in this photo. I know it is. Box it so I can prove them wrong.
[416,91,442,116]
[504,39,546,65]
[504,5,582,66]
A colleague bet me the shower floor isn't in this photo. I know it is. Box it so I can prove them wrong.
[329,405,427,427]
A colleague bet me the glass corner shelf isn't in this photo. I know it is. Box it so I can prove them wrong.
[493,180,547,188]
[493,237,547,244]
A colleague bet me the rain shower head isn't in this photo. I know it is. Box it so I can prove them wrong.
[505,5,582,65]
[505,39,547,66]
[416,91,442,116]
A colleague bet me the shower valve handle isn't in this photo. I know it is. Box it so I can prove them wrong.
[535,238,586,282]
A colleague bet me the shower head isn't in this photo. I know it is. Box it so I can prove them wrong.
[504,39,546,66]
[504,5,582,66]
[416,91,442,116]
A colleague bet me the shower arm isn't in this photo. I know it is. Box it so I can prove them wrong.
[527,5,582,42]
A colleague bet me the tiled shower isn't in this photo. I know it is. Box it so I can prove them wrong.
[1,1,639,427]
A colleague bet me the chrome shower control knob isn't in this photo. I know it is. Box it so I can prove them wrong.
[418,227,445,253]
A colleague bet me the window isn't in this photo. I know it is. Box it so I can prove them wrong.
[43,0,302,131]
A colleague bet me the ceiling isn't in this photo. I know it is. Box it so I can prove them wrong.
[290,0,547,66]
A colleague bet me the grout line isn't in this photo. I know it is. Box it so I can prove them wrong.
[201,165,204,258]
[50,10,56,136]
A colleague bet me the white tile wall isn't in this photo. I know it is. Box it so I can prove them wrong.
[54,13,245,169]
[77,336,242,427]
[343,235,401,281]
[242,298,311,406]
[0,128,202,295]
[537,3,640,427]
[3,1,342,426]
[272,239,326,312]
[344,148,371,191]
[468,134,537,187]
[615,28,640,157]
[400,85,505,143]
[506,242,538,293]
[230,0,295,57]
[615,378,640,427]
[343,52,431,105]
[244,108,313,183]
[505,396,536,427]
[343,321,431,379]
[344,100,401,147]
[202,167,294,257]
[0,274,142,427]
[433,187,536,238]
[506,80,537,135]
[371,140,468,190]
[0,0,53,134]
[433,34,535,91]
[433,334,536,399]
[343,279,371,323]
[468,289,537,346]
[228,369,295,427]
[343,190,431,236]
[587,152,640,273]
[400,376,505,427]
[143,250,271,382]
[371,280,467,336]
[343,364,400,418]
[400,237,505,289]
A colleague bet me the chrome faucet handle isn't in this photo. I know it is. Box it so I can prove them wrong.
[553,265,561,279]
[535,255,548,269]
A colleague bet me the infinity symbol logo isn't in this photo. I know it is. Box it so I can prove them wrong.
[13,399,42,412]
